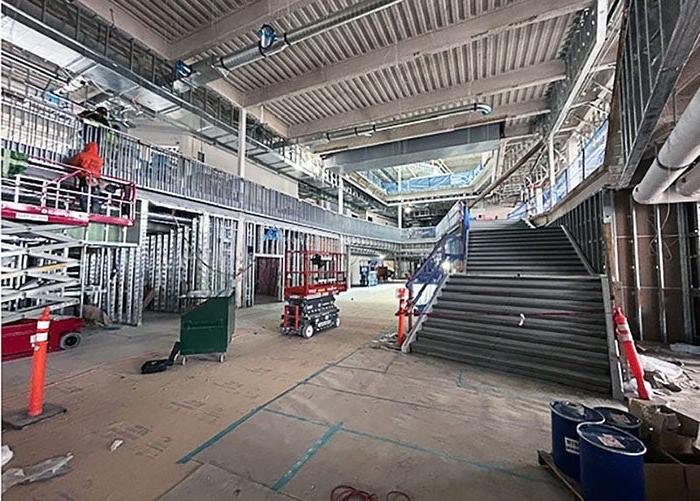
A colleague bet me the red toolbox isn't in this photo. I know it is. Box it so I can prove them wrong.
[2,317,84,361]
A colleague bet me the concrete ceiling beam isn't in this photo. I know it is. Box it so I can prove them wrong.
[170,0,318,61]
[243,0,591,108]
[312,99,550,154]
[291,60,565,138]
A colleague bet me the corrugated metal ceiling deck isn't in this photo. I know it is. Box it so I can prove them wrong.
[110,0,257,42]
[259,16,571,126]
[91,0,579,136]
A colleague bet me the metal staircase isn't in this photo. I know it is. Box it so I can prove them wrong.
[409,222,617,395]
[467,225,589,275]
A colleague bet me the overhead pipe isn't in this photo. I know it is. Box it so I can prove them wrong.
[186,0,403,87]
[633,87,700,204]
[295,102,493,145]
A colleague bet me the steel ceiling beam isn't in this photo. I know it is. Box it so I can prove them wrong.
[243,0,591,108]
[290,60,565,138]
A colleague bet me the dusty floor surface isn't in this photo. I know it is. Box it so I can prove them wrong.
[3,284,613,500]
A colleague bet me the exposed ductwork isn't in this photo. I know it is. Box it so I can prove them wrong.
[294,102,493,146]
[633,87,700,204]
[183,0,403,88]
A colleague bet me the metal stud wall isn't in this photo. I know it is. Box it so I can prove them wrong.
[241,222,341,307]
[551,188,699,345]
[554,190,606,274]
[616,0,700,185]
[144,213,237,313]
[1,92,404,242]
[83,245,140,325]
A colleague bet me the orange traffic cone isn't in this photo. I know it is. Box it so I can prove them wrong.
[3,307,66,429]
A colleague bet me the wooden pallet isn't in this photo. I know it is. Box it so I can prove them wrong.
[537,450,584,500]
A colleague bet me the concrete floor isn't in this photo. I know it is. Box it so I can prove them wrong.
[2,284,612,500]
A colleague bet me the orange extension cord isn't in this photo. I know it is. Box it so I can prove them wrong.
[331,485,411,501]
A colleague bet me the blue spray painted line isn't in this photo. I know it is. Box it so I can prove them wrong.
[265,407,330,427]
[262,408,555,486]
[176,348,361,464]
[271,421,343,492]
[176,405,263,464]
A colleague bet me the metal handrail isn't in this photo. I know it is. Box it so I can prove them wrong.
[404,201,469,335]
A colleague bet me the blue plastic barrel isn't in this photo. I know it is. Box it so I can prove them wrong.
[550,401,604,481]
[577,423,646,501]
[594,406,642,437]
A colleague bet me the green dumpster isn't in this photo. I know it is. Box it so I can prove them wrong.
[179,291,235,364]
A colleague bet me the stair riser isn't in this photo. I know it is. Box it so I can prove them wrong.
[422,319,608,350]
[429,306,606,328]
[419,329,610,370]
[441,286,603,301]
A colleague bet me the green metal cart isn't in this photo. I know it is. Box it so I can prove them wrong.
[179,291,235,364]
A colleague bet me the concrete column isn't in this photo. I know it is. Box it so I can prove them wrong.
[338,176,344,215]
[238,108,247,178]
[397,166,403,228]
[548,135,556,208]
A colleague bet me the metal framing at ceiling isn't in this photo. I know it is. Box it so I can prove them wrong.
[614,0,700,186]
[2,0,370,204]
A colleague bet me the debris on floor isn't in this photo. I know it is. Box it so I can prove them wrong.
[641,354,689,393]
[109,439,124,452]
[1,453,73,493]
[1,445,14,467]
[670,343,700,356]
[371,328,401,350]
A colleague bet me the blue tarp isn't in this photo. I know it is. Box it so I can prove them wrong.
[508,203,527,220]
[555,171,568,203]
[567,152,583,192]
[384,168,482,194]
[508,121,608,219]
[360,164,483,195]
[583,120,608,178]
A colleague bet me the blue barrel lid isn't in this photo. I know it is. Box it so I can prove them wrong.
[550,401,604,423]
[594,406,641,429]
[577,423,647,456]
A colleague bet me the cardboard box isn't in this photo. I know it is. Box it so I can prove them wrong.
[645,449,700,501]
[629,399,699,455]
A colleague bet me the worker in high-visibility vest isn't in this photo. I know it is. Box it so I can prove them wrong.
[68,142,104,213]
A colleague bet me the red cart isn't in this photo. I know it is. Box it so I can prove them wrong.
[2,317,84,361]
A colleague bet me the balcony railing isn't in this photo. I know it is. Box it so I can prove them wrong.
[1,92,407,242]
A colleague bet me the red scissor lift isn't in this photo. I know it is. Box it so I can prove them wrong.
[1,156,136,360]
[281,250,347,338]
